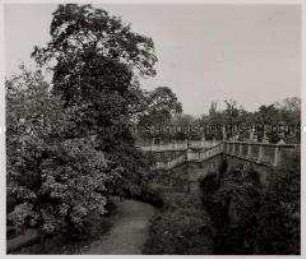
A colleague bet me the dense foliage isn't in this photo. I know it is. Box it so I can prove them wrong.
[138,96,301,144]
[143,193,214,255]
[253,150,300,254]
[31,4,159,197]
[7,3,159,240]
[143,166,214,255]
[201,154,300,255]
[200,98,300,142]
[6,68,116,239]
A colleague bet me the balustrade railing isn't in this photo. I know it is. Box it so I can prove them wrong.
[153,142,223,169]
[155,152,187,170]
[139,140,221,152]
[141,142,187,152]
[223,141,299,167]
[151,140,299,170]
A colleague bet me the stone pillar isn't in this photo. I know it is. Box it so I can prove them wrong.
[257,144,264,163]
[211,136,216,147]
[278,122,286,144]
[249,128,255,142]
[222,126,227,141]
[185,138,188,149]
[273,146,280,167]
[239,143,243,156]
[262,127,269,144]
[278,131,286,144]
[247,144,252,158]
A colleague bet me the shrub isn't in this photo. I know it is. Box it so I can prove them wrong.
[144,205,214,255]
[143,191,214,255]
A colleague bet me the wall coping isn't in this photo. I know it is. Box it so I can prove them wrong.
[151,140,299,170]
[141,141,300,153]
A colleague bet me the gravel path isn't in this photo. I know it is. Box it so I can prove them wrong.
[83,199,156,255]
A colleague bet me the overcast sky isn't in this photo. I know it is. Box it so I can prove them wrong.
[5,3,301,116]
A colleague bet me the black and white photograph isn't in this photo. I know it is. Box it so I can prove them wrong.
[4,1,301,255]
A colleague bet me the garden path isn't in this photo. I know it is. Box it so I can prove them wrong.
[83,199,156,254]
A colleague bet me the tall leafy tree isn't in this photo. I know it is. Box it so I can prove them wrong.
[32,4,158,195]
[138,86,183,126]
[136,86,183,142]
[32,4,157,138]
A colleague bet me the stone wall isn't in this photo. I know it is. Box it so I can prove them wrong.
[148,141,299,171]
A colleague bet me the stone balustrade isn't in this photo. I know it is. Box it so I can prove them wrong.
[150,141,299,170]
[224,141,299,167]
[156,153,187,170]
[153,142,223,170]
[141,142,187,152]
[139,140,221,152]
